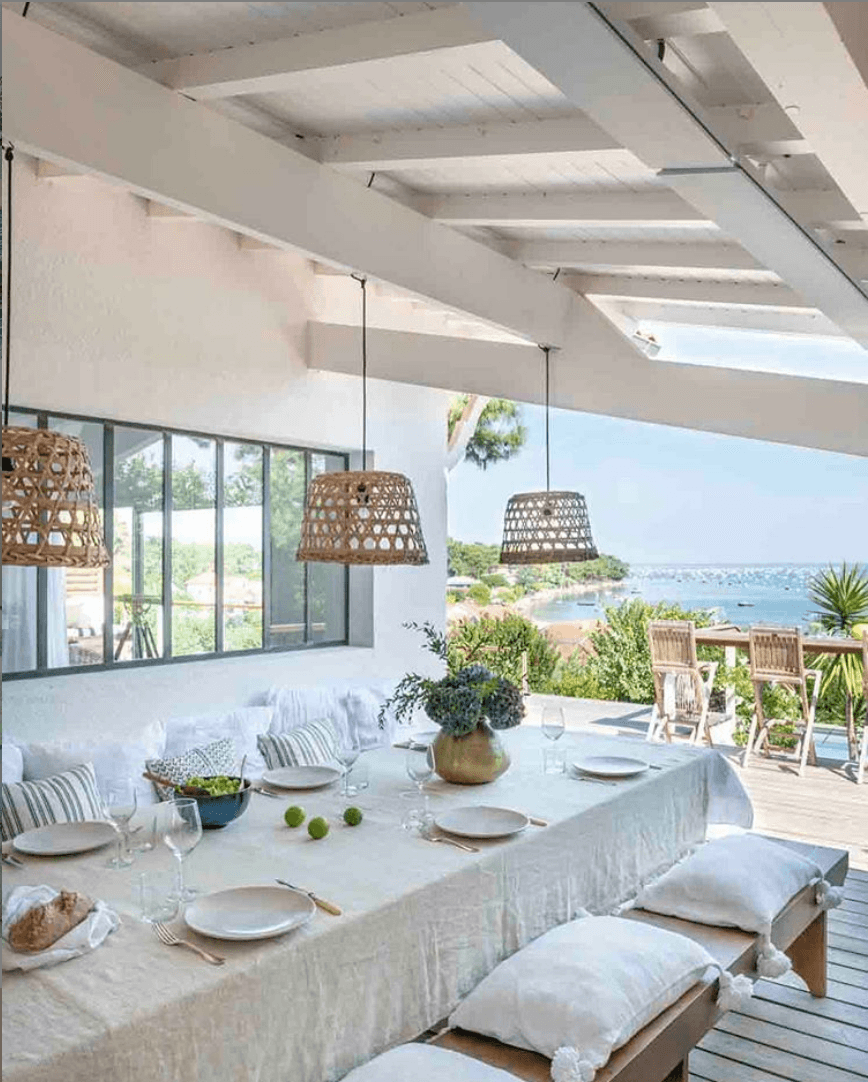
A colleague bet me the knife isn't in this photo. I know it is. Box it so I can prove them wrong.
[276,879,342,916]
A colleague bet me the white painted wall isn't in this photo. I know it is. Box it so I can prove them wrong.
[2,158,448,744]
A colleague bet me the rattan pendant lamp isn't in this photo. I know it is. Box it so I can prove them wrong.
[499,345,598,565]
[296,275,428,566]
[1,144,110,568]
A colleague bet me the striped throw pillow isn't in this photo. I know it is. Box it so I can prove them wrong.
[257,718,340,771]
[145,737,236,800]
[1,762,103,842]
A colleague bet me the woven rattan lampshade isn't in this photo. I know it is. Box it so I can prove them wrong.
[500,489,598,565]
[499,346,598,566]
[296,469,428,565]
[2,425,110,568]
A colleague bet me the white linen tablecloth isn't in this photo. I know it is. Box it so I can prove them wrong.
[1,728,751,1082]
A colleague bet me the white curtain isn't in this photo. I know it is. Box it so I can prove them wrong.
[1,567,69,673]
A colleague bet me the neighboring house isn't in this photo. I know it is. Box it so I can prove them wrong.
[446,576,479,592]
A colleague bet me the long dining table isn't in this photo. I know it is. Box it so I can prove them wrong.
[1,726,752,1082]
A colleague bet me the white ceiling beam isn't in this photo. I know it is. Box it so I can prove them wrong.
[611,299,844,337]
[146,200,195,220]
[140,7,491,99]
[704,103,810,159]
[309,323,868,457]
[510,240,762,271]
[427,190,706,227]
[2,11,640,361]
[464,2,868,347]
[710,3,868,222]
[568,275,808,308]
[36,158,86,179]
[318,115,619,170]
[628,6,725,40]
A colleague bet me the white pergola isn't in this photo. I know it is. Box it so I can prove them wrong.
[4,1,868,455]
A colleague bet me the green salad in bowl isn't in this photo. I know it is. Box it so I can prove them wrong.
[181,775,251,829]
[186,775,241,796]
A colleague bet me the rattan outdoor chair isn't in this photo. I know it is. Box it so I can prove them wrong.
[858,631,868,785]
[647,620,719,745]
[743,626,821,777]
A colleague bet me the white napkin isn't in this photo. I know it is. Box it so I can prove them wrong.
[2,885,120,972]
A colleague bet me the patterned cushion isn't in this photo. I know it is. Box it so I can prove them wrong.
[1,762,103,842]
[145,737,236,800]
[257,718,340,771]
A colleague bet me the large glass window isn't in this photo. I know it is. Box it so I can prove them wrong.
[4,412,349,678]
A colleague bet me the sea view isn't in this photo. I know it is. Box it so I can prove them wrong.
[528,564,831,629]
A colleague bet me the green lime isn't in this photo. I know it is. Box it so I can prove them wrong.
[284,805,306,828]
[308,816,330,840]
[343,806,363,827]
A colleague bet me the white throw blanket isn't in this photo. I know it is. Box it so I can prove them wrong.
[2,885,120,972]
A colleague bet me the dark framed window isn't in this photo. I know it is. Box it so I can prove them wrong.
[2,409,349,679]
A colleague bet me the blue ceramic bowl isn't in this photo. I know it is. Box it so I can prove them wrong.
[192,777,253,829]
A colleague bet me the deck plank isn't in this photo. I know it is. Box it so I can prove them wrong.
[754,979,868,1030]
[830,949,868,974]
[832,932,868,957]
[832,915,868,940]
[713,1014,868,1074]
[698,1029,867,1082]
[734,997,868,1050]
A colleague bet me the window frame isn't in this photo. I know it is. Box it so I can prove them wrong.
[3,407,350,680]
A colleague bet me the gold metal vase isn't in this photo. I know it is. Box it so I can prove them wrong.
[431,720,511,785]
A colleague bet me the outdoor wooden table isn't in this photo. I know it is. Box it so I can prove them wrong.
[694,630,863,655]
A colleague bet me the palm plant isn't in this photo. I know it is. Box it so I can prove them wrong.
[807,563,868,759]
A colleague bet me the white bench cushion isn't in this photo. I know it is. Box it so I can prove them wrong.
[342,1044,519,1081]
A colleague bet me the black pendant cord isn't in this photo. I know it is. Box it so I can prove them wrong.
[3,145,13,449]
[541,345,551,493]
[350,273,368,464]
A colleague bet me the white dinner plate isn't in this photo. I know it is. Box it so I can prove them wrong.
[435,806,529,839]
[13,820,118,856]
[184,885,316,941]
[261,765,342,790]
[572,756,649,778]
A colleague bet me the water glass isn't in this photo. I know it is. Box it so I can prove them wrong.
[541,706,566,774]
[102,779,138,868]
[404,746,435,811]
[162,798,202,902]
[136,870,179,924]
[338,741,361,797]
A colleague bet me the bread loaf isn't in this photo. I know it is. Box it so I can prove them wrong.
[8,891,94,952]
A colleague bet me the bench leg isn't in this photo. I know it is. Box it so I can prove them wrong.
[663,1056,689,1082]
[786,911,827,997]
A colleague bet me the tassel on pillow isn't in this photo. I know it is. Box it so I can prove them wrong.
[813,878,844,911]
[756,935,791,978]
[551,1047,597,1082]
[716,970,754,1012]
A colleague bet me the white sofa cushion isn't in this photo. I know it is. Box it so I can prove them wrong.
[2,743,24,785]
[2,762,103,842]
[163,707,272,778]
[635,834,830,935]
[344,685,396,750]
[21,720,165,809]
[341,1045,519,1081]
[449,915,717,1082]
[257,718,341,771]
[266,686,350,747]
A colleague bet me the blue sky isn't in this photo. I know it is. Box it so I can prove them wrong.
[448,329,868,564]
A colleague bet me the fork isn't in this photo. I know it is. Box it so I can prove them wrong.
[152,921,225,965]
[2,854,24,868]
[420,824,479,853]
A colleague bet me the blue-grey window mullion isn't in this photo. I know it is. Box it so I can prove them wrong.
[215,440,224,654]
[162,432,172,659]
[35,412,49,671]
[343,453,350,641]
[102,424,115,666]
[303,451,311,644]
[262,446,272,649]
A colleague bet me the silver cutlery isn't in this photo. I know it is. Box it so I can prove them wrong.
[151,921,225,965]
[577,776,619,787]
[2,854,24,868]
[420,825,479,853]
[253,786,280,799]
[275,879,342,916]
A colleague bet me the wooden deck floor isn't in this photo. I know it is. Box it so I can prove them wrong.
[692,867,868,1082]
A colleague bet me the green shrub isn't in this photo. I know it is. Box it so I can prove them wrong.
[446,591,463,605]
[448,612,559,692]
[481,573,509,588]
[466,583,492,606]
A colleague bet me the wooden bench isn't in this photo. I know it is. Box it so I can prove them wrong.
[431,837,847,1082]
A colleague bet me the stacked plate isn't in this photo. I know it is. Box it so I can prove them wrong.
[260,765,342,790]
[434,806,528,839]
[184,886,316,941]
[571,756,648,778]
[12,821,118,856]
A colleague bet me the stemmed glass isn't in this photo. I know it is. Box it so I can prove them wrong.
[337,738,361,798]
[162,798,203,903]
[401,745,435,831]
[101,779,138,869]
[541,705,566,774]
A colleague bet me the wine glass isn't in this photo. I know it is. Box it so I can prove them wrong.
[541,705,565,774]
[101,779,138,869]
[337,738,361,798]
[162,798,202,903]
[405,745,435,814]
